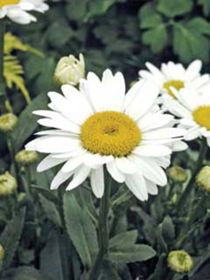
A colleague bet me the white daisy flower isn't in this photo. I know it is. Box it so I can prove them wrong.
[25,70,185,201]
[139,60,210,99]
[0,0,49,24]
[163,87,210,146]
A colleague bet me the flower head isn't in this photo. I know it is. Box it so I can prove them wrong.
[0,113,17,133]
[139,61,210,99]
[26,70,185,201]
[54,54,85,86]
[0,172,17,196]
[163,87,210,146]
[167,250,193,273]
[15,149,38,166]
[0,0,49,24]
[196,166,210,192]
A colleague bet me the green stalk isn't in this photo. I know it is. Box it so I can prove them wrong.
[176,139,207,211]
[7,135,20,184]
[0,21,5,101]
[176,194,206,248]
[88,177,112,280]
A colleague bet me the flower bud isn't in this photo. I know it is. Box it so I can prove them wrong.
[196,166,210,192]
[0,172,17,196]
[0,113,18,133]
[0,244,5,264]
[54,53,85,86]
[167,250,193,273]
[168,166,188,183]
[15,150,38,166]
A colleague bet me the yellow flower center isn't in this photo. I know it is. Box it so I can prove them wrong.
[193,106,210,130]
[163,80,185,98]
[0,0,20,8]
[80,111,141,157]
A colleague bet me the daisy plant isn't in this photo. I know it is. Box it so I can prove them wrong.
[26,69,186,278]
[163,87,210,209]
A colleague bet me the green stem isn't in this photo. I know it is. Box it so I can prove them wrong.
[176,194,206,248]
[88,177,112,280]
[0,21,6,111]
[7,135,19,183]
[176,139,207,211]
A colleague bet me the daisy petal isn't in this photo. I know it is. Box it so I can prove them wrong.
[90,167,105,198]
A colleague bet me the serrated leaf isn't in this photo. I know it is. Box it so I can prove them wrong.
[39,194,62,227]
[4,32,43,56]
[0,208,26,270]
[157,0,192,17]
[110,244,156,264]
[2,266,47,280]
[139,3,163,29]
[3,55,30,103]
[63,193,98,268]
[11,93,48,152]
[109,230,138,250]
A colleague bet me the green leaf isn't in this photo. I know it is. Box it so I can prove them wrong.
[198,0,210,16]
[161,216,175,243]
[11,93,48,152]
[25,56,56,92]
[157,0,192,17]
[152,253,167,280]
[4,55,31,103]
[110,244,156,264]
[0,208,26,269]
[39,194,62,227]
[40,230,70,280]
[63,193,98,268]
[142,24,168,53]
[139,3,163,29]
[186,17,210,35]
[86,0,123,19]
[66,0,88,21]
[47,21,74,48]
[109,230,138,250]
[98,260,121,280]
[173,21,210,63]
[2,266,46,280]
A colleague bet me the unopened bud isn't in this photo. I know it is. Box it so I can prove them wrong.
[0,172,17,196]
[167,250,193,273]
[0,113,17,133]
[54,54,85,86]
[196,166,210,192]
[15,150,38,166]
[168,166,188,183]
